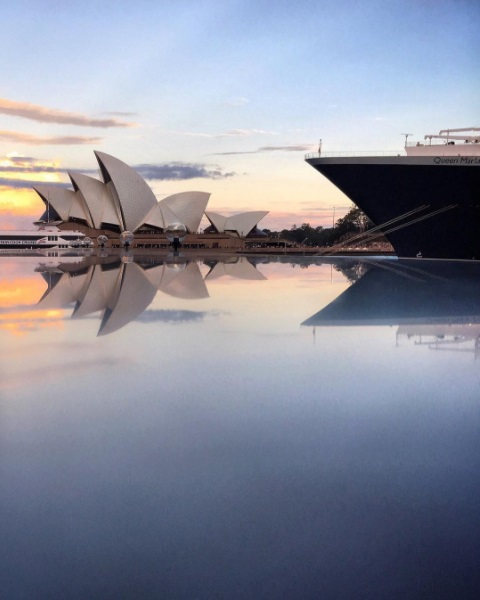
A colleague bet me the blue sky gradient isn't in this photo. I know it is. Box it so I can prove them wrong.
[1,0,479,229]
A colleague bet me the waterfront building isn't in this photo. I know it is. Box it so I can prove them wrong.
[32,152,268,249]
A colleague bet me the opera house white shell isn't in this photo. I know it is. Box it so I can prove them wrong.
[205,210,269,237]
[32,151,268,238]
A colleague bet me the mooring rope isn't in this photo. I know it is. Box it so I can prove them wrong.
[314,204,430,256]
[318,203,457,256]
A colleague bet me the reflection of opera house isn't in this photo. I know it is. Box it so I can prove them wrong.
[37,255,266,336]
[32,151,268,249]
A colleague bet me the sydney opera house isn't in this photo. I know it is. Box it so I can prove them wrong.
[32,151,268,248]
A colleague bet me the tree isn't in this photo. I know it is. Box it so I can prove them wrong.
[269,206,382,248]
[334,206,372,238]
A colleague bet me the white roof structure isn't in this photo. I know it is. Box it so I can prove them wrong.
[205,210,269,236]
[32,151,267,237]
[69,172,120,230]
[33,185,81,223]
[33,152,212,234]
[160,191,210,232]
[94,151,158,232]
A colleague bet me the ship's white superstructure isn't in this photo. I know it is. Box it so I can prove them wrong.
[404,127,480,157]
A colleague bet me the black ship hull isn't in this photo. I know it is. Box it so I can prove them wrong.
[306,156,480,260]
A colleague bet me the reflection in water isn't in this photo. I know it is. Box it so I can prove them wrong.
[205,256,267,280]
[5,254,480,346]
[302,260,480,356]
[1,254,480,599]
[34,255,266,335]
[303,258,480,357]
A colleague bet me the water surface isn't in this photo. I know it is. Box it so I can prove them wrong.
[1,253,479,599]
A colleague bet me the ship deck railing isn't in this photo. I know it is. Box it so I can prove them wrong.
[305,151,402,159]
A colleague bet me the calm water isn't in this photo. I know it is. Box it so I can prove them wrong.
[1,253,479,599]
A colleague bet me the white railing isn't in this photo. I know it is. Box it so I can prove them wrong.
[305,151,402,159]
[406,140,453,147]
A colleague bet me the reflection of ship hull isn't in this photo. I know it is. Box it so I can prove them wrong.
[305,156,480,260]
[302,259,480,327]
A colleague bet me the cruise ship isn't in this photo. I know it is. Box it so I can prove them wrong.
[305,127,480,260]
[0,226,85,249]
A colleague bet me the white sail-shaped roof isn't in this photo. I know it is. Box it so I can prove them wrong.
[225,211,269,236]
[33,186,76,222]
[143,203,165,229]
[161,192,210,232]
[69,172,120,229]
[205,210,268,236]
[30,152,273,237]
[157,201,181,229]
[69,192,94,226]
[205,211,227,233]
[94,151,158,232]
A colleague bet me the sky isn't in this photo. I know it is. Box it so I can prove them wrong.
[1,0,479,231]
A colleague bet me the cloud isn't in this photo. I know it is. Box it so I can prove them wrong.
[7,155,36,163]
[222,97,250,107]
[300,202,353,212]
[136,309,213,323]
[104,111,138,117]
[0,155,97,189]
[260,144,316,152]
[212,144,316,155]
[168,128,277,138]
[0,130,103,145]
[135,163,236,180]
[0,165,63,174]
[0,98,137,128]
[0,178,69,190]
[219,129,277,137]
[1,154,97,175]
[0,156,235,188]
[0,165,95,175]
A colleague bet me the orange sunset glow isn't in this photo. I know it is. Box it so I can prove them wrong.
[0,274,46,306]
[0,154,64,228]
[0,274,66,336]
[0,309,65,336]
[0,188,42,219]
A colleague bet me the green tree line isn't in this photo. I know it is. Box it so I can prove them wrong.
[263,206,378,247]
